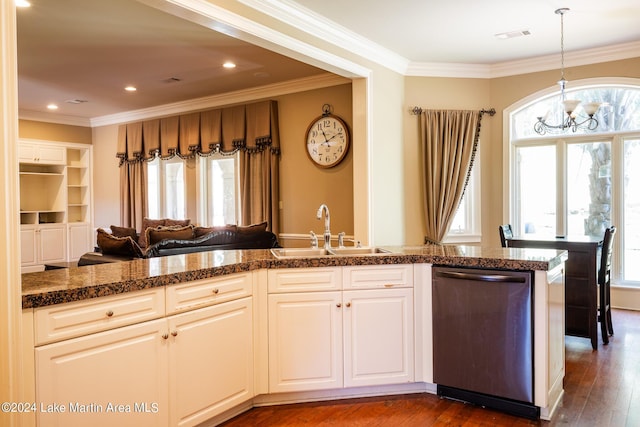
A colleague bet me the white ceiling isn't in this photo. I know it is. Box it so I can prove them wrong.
[16,0,640,125]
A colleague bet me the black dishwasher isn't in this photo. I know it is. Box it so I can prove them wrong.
[432,266,538,419]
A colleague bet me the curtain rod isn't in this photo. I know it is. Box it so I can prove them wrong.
[410,107,496,116]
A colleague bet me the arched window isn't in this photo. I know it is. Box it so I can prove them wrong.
[507,80,640,284]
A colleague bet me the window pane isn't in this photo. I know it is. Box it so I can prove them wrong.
[517,145,556,235]
[624,139,640,281]
[207,157,236,226]
[147,159,160,219]
[164,161,185,219]
[567,142,611,236]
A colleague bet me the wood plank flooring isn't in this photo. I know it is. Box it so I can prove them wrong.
[220,309,640,426]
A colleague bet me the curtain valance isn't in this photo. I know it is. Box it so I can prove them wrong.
[117,100,280,166]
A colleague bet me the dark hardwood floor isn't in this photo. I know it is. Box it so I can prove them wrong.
[220,309,640,426]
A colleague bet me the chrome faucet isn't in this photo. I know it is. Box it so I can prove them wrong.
[316,204,331,249]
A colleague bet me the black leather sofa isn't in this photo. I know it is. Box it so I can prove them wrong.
[78,226,279,266]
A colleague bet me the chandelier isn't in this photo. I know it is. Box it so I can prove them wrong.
[534,8,600,135]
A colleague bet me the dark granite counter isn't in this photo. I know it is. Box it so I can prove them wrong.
[21,245,567,309]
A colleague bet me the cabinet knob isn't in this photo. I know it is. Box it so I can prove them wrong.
[106,310,114,317]
[161,333,169,340]
[171,330,178,337]
[212,288,220,294]
[346,302,351,308]
[336,303,342,308]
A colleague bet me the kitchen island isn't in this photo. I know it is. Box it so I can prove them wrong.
[21,245,567,426]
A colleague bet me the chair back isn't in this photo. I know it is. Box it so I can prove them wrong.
[598,226,616,286]
[499,224,513,247]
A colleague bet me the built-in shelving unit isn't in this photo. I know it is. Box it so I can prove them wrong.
[19,139,93,272]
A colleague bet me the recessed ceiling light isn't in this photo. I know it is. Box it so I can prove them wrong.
[223,61,236,69]
[47,104,58,110]
[495,29,531,40]
[125,86,137,92]
[15,0,31,7]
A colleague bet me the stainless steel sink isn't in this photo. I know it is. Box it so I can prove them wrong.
[328,247,392,256]
[270,248,330,258]
[271,247,393,259]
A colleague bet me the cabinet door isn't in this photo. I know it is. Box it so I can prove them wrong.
[268,291,343,392]
[68,223,91,261]
[38,224,67,264]
[343,288,414,387]
[20,226,38,267]
[35,319,168,427]
[19,142,66,164]
[168,297,253,427]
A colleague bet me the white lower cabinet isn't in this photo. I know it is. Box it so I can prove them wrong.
[343,288,414,387]
[268,291,343,392]
[67,223,91,261]
[21,224,67,272]
[35,318,169,427]
[34,294,253,427]
[168,297,253,427]
[268,266,414,394]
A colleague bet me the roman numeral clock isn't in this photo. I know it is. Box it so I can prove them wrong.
[305,104,350,168]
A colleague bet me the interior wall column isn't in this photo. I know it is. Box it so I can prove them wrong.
[0,1,25,426]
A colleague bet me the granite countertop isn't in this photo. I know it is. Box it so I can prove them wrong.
[21,245,567,309]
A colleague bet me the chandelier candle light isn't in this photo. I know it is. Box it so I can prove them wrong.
[534,8,601,135]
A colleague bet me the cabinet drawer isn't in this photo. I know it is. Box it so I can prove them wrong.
[34,288,165,345]
[343,264,413,289]
[166,272,252,314]
[268,267,342,293]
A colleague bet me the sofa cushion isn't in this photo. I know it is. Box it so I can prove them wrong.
[146,225,195,246]
[96,228,144,258]
[237,221,268,240]
[110,225,137,240]
[194,224,237,238]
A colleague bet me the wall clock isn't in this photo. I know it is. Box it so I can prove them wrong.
[305,105,350,168]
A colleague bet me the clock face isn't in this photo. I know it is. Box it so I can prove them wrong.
[305,115,350,168]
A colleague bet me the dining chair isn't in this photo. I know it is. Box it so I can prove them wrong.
[598,225,616,345]
[499,224,513,248]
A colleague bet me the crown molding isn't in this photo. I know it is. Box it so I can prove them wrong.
[89,73,349,127]
[18,110,92,127]
[239,0,410,75]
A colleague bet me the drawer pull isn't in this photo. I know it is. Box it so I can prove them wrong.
[106,310,114,317]
[346,302,351,308]
[212,288,220,294]
[171,330,178,337]
[336,303,342,308]
[162,333,169,340]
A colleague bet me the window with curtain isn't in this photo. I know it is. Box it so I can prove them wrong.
[445,153,481,243]
[147,157,186,219]
[510,84,640,284]
[198,153,240,226]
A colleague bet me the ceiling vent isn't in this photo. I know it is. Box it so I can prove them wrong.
[495,30,531,40]
[65,99,88,104]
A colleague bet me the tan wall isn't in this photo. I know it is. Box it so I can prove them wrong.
[91,83,354,246]
[403,56,640,247]
[273,83,354,247]
[18,119,92,144]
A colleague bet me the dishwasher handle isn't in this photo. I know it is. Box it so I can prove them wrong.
[435,270,527,283]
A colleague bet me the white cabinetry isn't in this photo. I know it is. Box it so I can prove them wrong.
[19,142,66,164]
[32,274,254,427]
[19,139,93,271]
[35,319,169,427]
[267,265,414,394]
[168,297,253,426]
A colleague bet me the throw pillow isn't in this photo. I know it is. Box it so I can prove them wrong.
[164,218,191,227]
[96,228,144,258]
[110,225,137,240]
[237,221,268,239]
[138,218,166,248]
[146,225,195,246]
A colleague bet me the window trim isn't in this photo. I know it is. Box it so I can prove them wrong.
[504,77,640,287]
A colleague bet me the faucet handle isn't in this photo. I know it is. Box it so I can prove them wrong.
[310,231,318,249]
[338,232,346,248]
